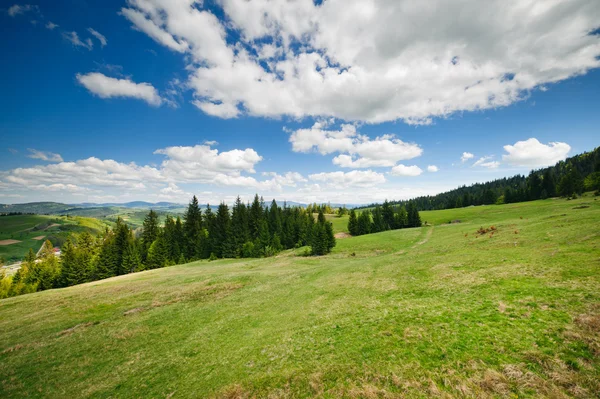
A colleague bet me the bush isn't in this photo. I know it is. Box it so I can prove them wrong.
[208,252,218,261]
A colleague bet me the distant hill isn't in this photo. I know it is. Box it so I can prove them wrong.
[75,201,184,209]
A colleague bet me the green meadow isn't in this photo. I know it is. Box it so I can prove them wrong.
[0,215,108,264]
[1,195,599,398]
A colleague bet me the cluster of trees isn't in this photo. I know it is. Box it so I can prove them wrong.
[348,200,421,236]
[306,203,335,214]
[1,241,60,298]
[0,195,337,298]
[358,147,600,211]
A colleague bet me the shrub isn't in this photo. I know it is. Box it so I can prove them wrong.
[208,252,218,261]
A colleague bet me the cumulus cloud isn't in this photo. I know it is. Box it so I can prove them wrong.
[427,165,439,172]
[76,72,163,106]
[461,152,475,162]
[289,122,422,168]
[27,149,63,162]
[154,144,263,182]
[45,21,58,30]
[62,31,93,50]
[309,170,386,188]
[88,28,107,47]
[121,0,600,123]
[389,164,423,177]
[473,156,500,169]
[502,138,571,167]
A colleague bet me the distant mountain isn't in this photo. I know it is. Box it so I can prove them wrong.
[75,201,184,208]
[0,200,363,216]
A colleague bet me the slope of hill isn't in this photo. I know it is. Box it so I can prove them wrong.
[0,195,599,397]
[0,215,109,264]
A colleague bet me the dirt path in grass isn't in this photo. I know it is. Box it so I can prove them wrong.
[334,232,352,239]
[412,226,434,248]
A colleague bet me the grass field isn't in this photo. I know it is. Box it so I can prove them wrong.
[0,195,599,398]
[0,215,109,263]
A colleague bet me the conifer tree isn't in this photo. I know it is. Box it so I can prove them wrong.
[371,205,385,233]
[357,211,371,235]
[406,202,422,228]
[348,209,359,236]
[215,202,232,257]
[382,200,395,230]
[183,196,203,260]
[249,194,263,240]
[141,210,159,261]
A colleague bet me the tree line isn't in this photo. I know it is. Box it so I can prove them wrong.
[0,195,336,298]
[357,147,600,211]
[348,200,422,236]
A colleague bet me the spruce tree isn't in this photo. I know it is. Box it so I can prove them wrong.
[348,209,359,236]
[183,196,203,260]
[382,200,395,230]
[141,210,159,261]
[357,211,371,235]
[215,202,232,258]
[249,194,263,240]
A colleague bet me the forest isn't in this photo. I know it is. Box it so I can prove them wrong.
[348,201,422,236]
[0,195,335,298]
[358,146,600,211]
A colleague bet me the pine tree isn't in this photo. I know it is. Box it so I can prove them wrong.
[357,211,371,235]
[348,209,359,236]
[371,205,385,233]
[59,238,79,287]
[406,202,422,228]
[382,200,395,230]
[122,240,142,273]
[214,202,232,258]
[141,210,159,261]
[231,196,250,257]
[249,194,263,240]
[268,200,282,237]
[146,233,169,269]
[95,231,117,280]
[183,196,203,260]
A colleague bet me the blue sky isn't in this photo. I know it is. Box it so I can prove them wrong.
[1,1,599,205]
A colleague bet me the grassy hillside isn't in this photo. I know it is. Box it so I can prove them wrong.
[1,196,599,398]
[0,215,109,263]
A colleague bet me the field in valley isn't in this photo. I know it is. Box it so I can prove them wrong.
[0,195,599,398]
[0,215,108,264]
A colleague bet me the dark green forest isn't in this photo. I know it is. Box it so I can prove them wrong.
[358,147,600,211]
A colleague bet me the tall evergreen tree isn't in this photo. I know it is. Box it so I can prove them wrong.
[382,200,395,230]
[348,209,359,236]
[357,211,372,235]
[214,202,232,258]
[183,196,203,260]
[406,202,422,228]
[141,210,159,261]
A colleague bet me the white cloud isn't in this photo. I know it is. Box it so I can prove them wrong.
[88,28,107,47]
[7,4,37,17]
[62,31,93,51]
[427,165,439,172]
[389,164,423,177]
[290,122,422,168]
[45,21,58,30]
[502,138,571,167]
[27,149,63,163]
[76,72,163,106]
[473,156,500,169]
[154,144,263,182]
[121,0,600,124]
[461,152,475,162]
[309,170,386,188]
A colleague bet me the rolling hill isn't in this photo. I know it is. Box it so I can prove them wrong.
[1,195,598,397]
